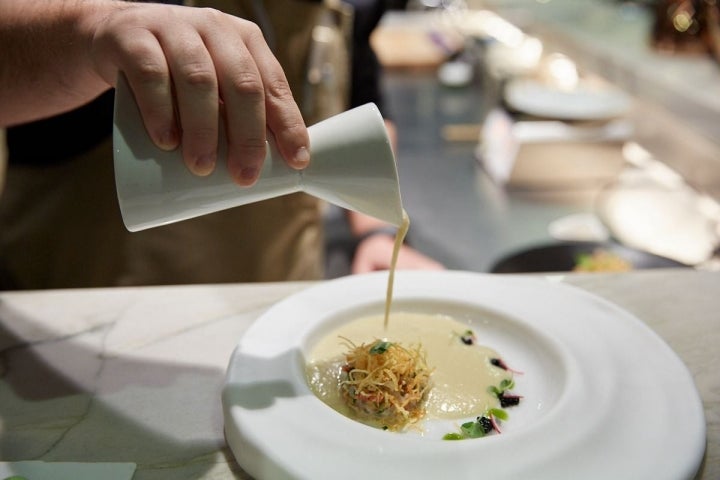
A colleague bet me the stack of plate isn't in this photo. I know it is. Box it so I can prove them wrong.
[476,53,635,190]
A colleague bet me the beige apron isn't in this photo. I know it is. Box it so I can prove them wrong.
[0,0,351,289]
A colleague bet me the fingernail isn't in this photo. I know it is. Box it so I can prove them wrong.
[294,146,310,168]
[240,166,258,183]
[157,128,179,151]
[194,154,216,175]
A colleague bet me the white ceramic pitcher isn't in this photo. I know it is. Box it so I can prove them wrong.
[113,75,403,232]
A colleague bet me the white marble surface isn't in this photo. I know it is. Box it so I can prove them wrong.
[0,271,717,479]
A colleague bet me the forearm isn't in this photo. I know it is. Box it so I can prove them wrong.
[0,0,123,127]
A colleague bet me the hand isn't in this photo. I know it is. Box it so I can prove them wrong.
[88,3,310,184]
[351,234,445,274]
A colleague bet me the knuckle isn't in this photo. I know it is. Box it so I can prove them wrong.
[283,120,307,138]
[198,7,226,23]
[179,66,217,90]
[264,77,294,101]
[271,112,305,139]
[104,6,142,28]
[230,72,265,98]
[235,136,267,151]
[228,135,267,166]
[133,61,168,85]
[238,19,264,40]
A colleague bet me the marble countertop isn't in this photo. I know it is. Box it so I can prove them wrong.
[0,270,717,479]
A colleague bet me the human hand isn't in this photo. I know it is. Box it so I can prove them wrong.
[88,2,309,185]
[351,234,445,274]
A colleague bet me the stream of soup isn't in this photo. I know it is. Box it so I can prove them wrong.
[384,209,410,328]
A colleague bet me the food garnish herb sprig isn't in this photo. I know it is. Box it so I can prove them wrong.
[442,408,509,440]
[443,377,522,440]
[488,378,523,408]
[369,340,393,355]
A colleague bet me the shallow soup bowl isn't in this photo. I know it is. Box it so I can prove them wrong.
[221,270,705,480]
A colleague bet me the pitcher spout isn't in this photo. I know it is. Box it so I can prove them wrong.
[301,103,404,226]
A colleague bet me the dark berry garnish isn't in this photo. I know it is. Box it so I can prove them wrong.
[478,416,493,434]
[498,392,522,408]
[459,329,476,345]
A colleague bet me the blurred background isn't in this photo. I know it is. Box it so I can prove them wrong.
[326,0,720,276]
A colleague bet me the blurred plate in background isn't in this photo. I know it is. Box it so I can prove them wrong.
[504,78,632,121]
[491,241,688,273]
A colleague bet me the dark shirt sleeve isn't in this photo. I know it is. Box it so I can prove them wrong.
[7,90,115,165]
[344,0,387,114]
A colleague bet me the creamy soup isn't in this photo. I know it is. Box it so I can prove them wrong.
[305,312,513,425]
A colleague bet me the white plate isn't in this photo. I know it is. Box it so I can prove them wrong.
[223,271,705,480]
[504,78,632,121]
